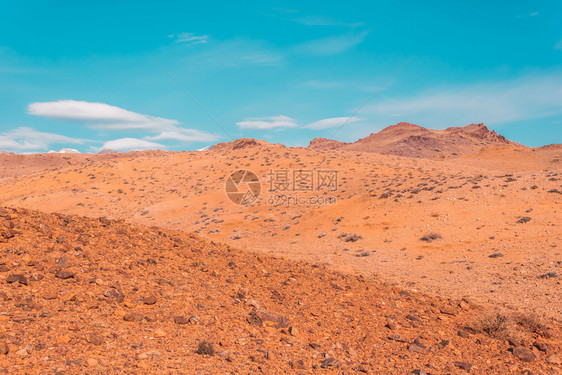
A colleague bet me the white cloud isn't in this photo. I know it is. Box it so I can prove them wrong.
[363,72,562,128]
[170,33,209,45]
[0,127,84,152]
[28,100,179,131]
[146,128,218,142]
[236,115,298,130]
[101,138,166,152]
[305,116,361,130]
[295,31,368,55]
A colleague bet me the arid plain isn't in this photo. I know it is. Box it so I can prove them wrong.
[0,123,560,374]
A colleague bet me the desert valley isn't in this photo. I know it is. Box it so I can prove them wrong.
[0,122,560,374]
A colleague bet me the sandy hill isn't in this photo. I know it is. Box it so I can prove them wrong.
[0,147,560,323]
[0,207,560,373]
[308,122,518,158]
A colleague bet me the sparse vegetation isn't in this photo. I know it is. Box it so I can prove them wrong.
[196,340,215,356]
[468,310,551,340]
[420,232,441,242]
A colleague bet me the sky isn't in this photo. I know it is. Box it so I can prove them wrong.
[1,0,561,153]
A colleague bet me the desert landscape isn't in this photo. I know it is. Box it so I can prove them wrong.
[0,122,560,374]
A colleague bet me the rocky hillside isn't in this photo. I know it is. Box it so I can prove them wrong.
[308,122,517,158]
[307,138,348,150]
[212,138,285,151]
[0,207,559,373]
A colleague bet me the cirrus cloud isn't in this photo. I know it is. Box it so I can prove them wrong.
[145,128,218,142]
[27,100,219,151]
[28,100,179,131]
[170,32,209,45]
[295,30,368,55]
[364,71,562,128]
[305,116,360,130]
[236,115,298,130]
[100,138,166,152]
[0,127,84,153]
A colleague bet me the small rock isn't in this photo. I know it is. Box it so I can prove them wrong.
[320,358,340,368]
[142,295,157,305]
[513,346,536,362]
[388,334,409,343]
[408,343,427,354]
[248,307,289,328]
[437,339,449,349]
[385,321,397,330]
[174,316,188,325]
[546,354,560,364]
[104,288,124,303]
[29,273,44,281]
[15,348,29,356]
[86,358,98,366]
[533,340,548,353]
[6,274,28,285]
[57,335,71,344]
[0,341,8,355]
[290,360,306,369]
[154,329,167,338]
[453,361,472,372]
[439,305,456,315]
[55,270,75,280]
[288,326,299,336]
[488,253,503,258]
[42,291,58,300]
[138,350,161,360]
[457,330,470,339]
[123,313,143,322]
[86,334,103,346]
[57,256,69,268]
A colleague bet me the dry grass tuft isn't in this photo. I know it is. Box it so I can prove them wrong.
[468,309,551,340]
[196,340,215,356]
[420,232,442,242]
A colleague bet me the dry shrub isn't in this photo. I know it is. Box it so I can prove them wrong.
[469,311,511,339]
[420,232,442,242]
[196,340,215,355]
[513,313,551,338]
[468,309,551,340]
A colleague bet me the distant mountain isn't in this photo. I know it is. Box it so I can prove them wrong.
[308,122,517,158]
[212,138,285,151]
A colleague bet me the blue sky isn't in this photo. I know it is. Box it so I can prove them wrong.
[1,0,561,152]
